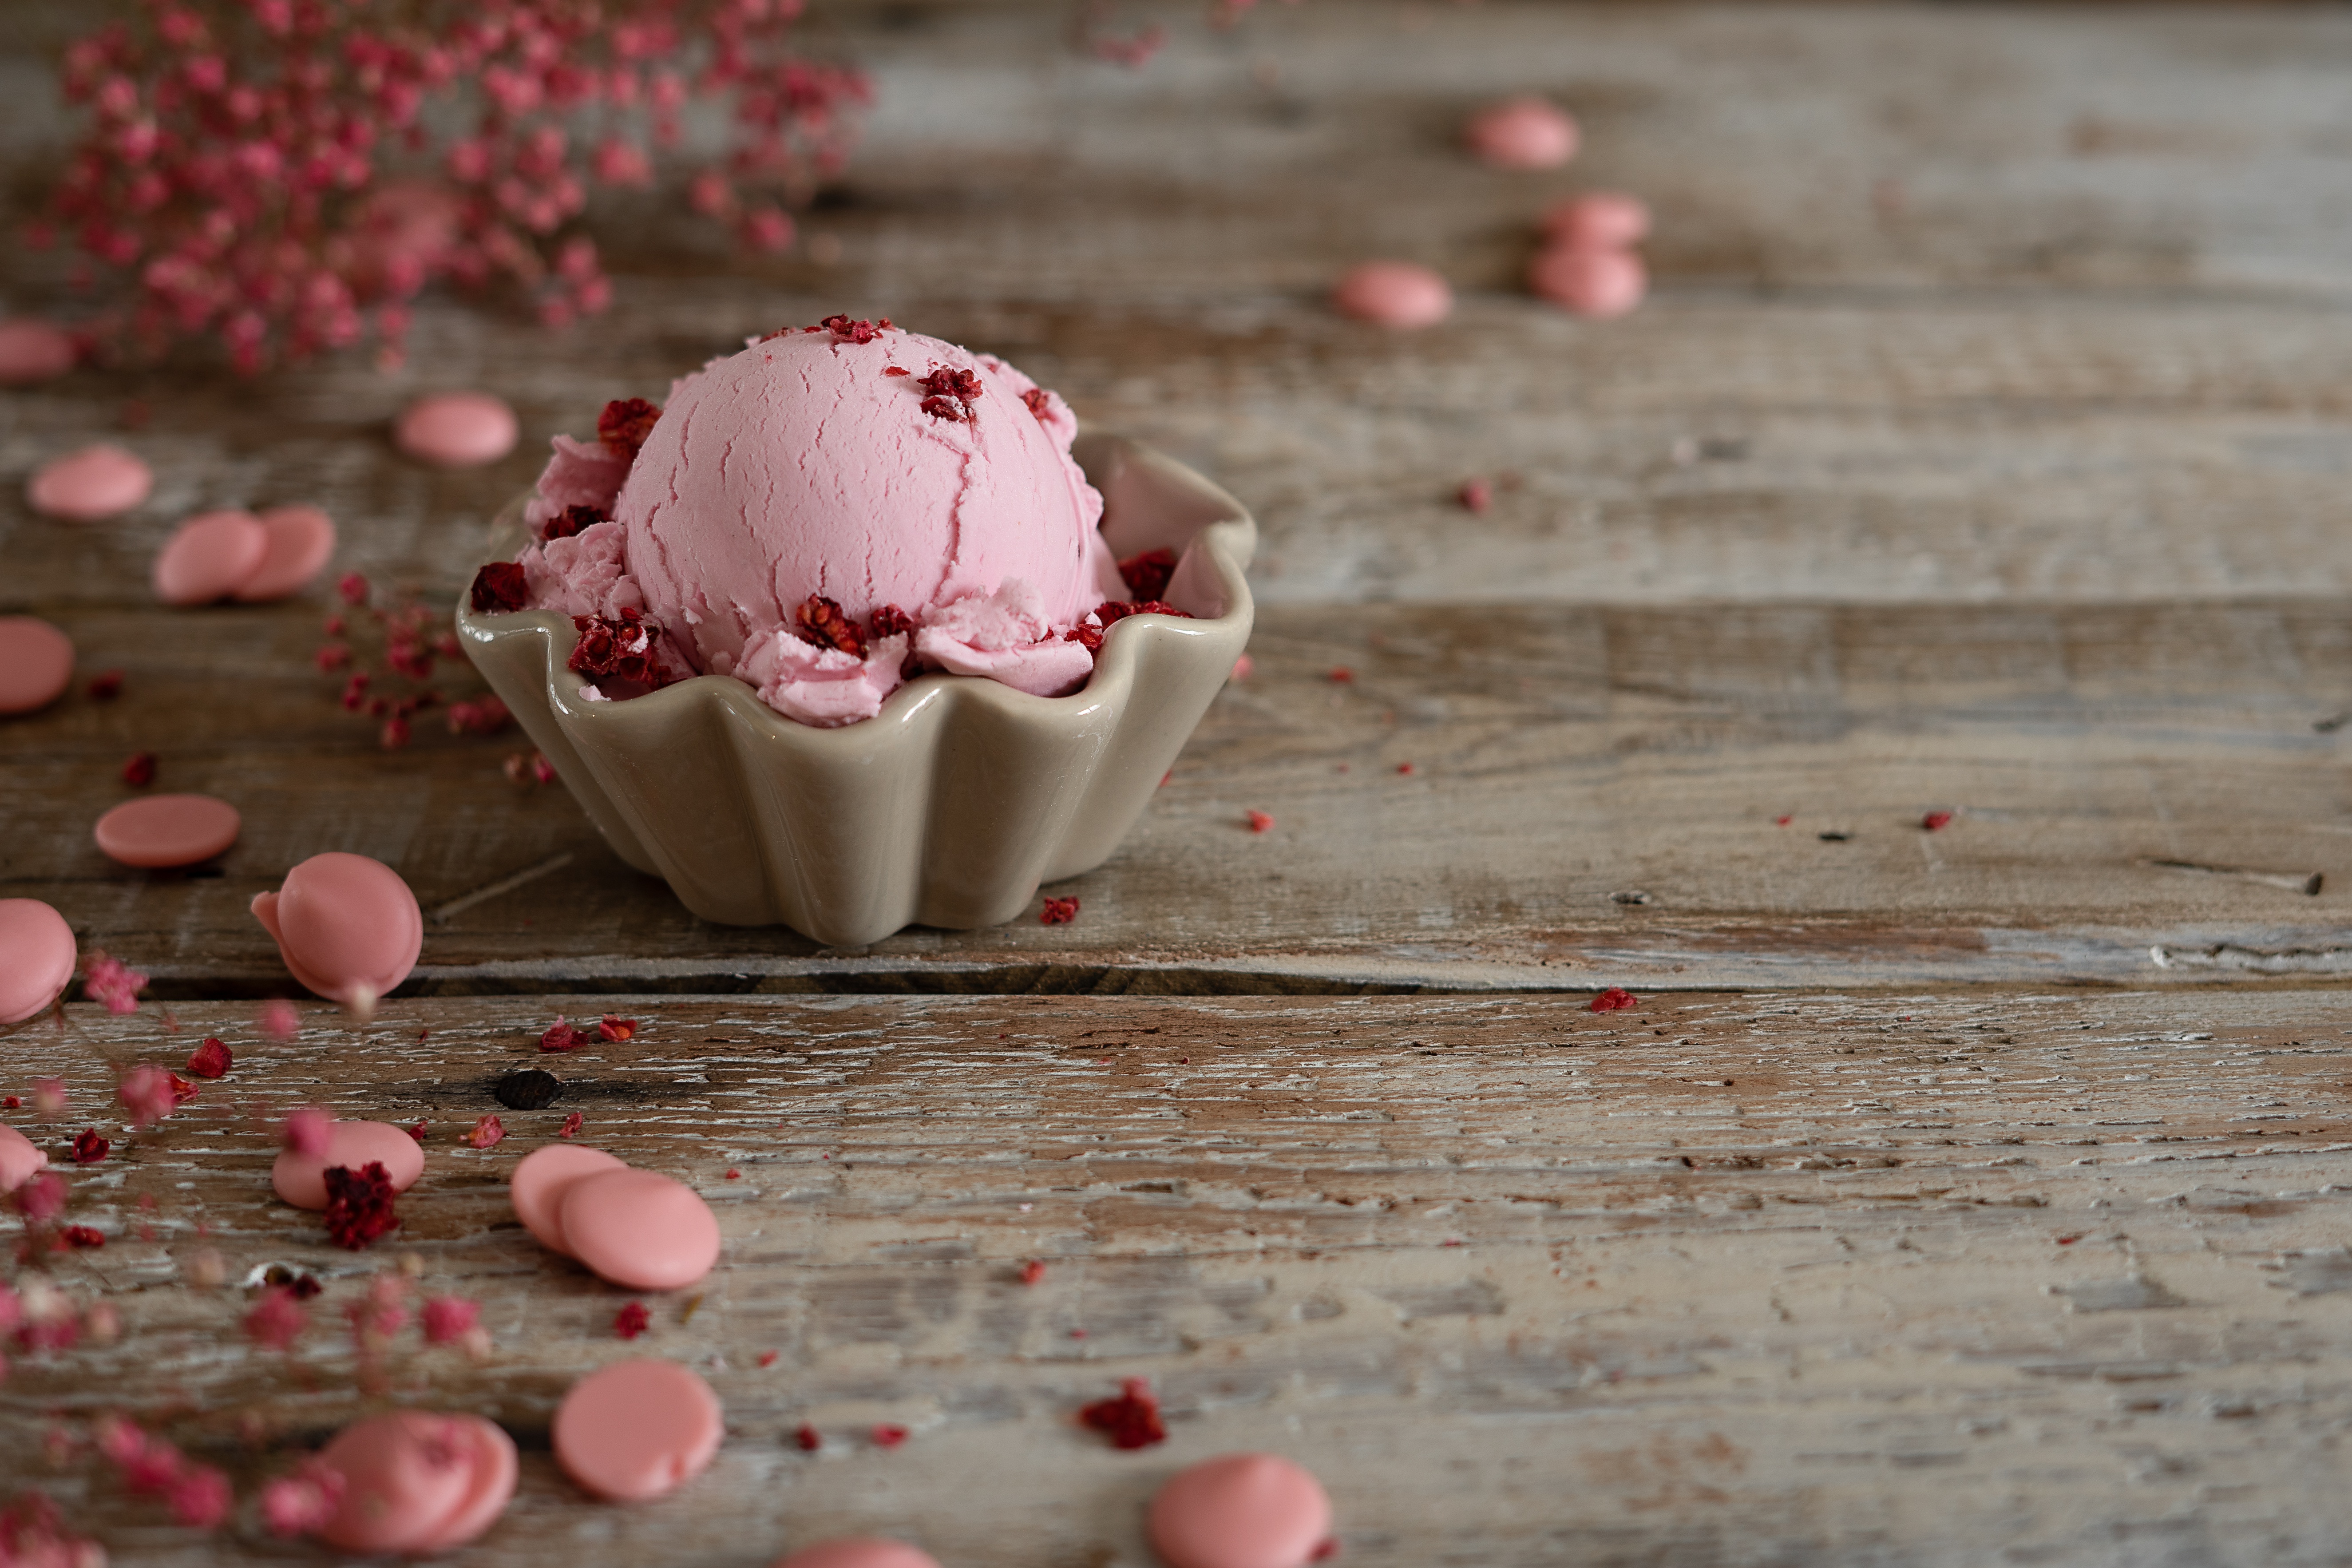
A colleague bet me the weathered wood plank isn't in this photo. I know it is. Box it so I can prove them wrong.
[6,598,2351,991]
[7,990,2352,1567]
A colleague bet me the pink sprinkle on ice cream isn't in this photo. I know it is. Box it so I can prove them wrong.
[397,392,519,468]
[0,618,75,715]
[29,443,152,521]
[1331,262,1453,329]
[0,321,77,384]
[1463,96,1579,169]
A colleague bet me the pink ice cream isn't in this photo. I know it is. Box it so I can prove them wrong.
[502,319,1127,725]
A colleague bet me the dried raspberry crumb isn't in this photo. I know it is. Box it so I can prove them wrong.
[60,1225,103,1249]
[15,1171,66,1222]
[1589,987,1637,1013]
[920,393,970,423]
[70,1129,110,1164]
[1310,1538,1341,1561]
[1041,896,1080,926]
[598,1015,639,1042]
[258,999,300,1039]
[544,503,604,540]
[1922,810,1955,831]
[597,397,662,459]
[1396,762,1415,775]
[337,572,369,606]
[758,1349,780,1368]
[725,1168,741,1180]
[2,1097,15,1110]
[1774,814,1793,827]
[406,1121,427,1143]
[1459,477,1493,513]
[1079,1377,1167,1449]
[1064,598,1193,654]
[818,314,886,344]
[1245,810,1275,834]
[558,1112,584,1140]
[539,1017,595,1052]
[883,365,910,376]
[1117,547,1178,601]
[570,608,665,684]
[465,1114,506,1150]
[794,1423,822,1452]
[613,1301,650,1340]
[380,715,411,749]
[447,696,513,736]
[120,752,158,791]
[531,752,556,785]
[1022,385,1055,421]
[86,669,124,701]
[1020,1259,1047,1285]
[322,1161,401,1249]
[470,561,528,614]
[793,595,867,657]
[917,366,982,404]
[314,643,351,672]
[339,673,372,710]
[869,604,916,639]
[871,1424,909,1449]
[1328,666,1354,683]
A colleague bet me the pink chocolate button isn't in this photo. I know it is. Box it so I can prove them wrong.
[1149,1453,1333,1568]
[234,504,338,602]
[1330,262,1453,329]
[512,1143,630,1255]
[396,392,519,468]
[1528,245,1647,319]
[315,1411,480,1555]
[0,1125,50,1192]
[272,1119,428,1211]
[0,617,73,716]
[93,794,242,869]
[774,1542,942,1568]
[412,1416,518,1552]
[28,443,152,521]
[553,1358,724,1502]
[0,320,77,384]
[0,899,76,1026]
[1540,192,1652,251]
[558,1168,721,1291]
[251,852,423,1008]
[153,510,269,606]
[1462,95,1579,170]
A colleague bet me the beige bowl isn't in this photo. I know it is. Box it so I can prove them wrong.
[455,432,1255,947]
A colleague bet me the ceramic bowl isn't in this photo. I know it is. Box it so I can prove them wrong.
[455,432,1255,947]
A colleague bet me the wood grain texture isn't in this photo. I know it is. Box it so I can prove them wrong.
[8,991,2352,1568]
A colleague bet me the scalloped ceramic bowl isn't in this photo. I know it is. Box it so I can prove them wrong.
[455,432,1255,947]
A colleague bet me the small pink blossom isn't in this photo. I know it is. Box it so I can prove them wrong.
[117,1065,178,1129]
[281,1106,331,1157]
[420,1295,481,1345]
[81,951,147,1015]
[14,1172,68,1224]
[260,1460,346,1536]
[32,1078,67,1118]
[166,1465,233,1529]
[242,1287,308,1351]
[257,999,300,1039]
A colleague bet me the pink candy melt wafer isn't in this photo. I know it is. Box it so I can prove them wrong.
[412,1417,518,1552]
[1463,95,1579,169]
[0,618,75,716]
[1330,262,1453,329]
[1149,1453,1333,1568]
[773,1542,943,1568]
[1540,192,1652,250]
[93,794,242,869]
[235,505,338,601]
[272,1120,428,1210]
[153,510,269,606]
[0,899,76,1026]
[1528,246,1648,319]
[315,1411,505,1555]
[28,443,152,521]
[397,392,519,468]
[553,1358,724,1503]
[0,320,77,384]
[251,852,423,1008]
[558,1167,721,1291]
[511,1143,629,1254]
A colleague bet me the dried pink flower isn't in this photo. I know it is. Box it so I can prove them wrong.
[420,1295,482,1346]
[259,1460,345,1537]
[116,1065,177,1129]
[256,999,299,1039]
[80,951,146,1015]
[281,1106,331,1158]
[242,1287,308,1351]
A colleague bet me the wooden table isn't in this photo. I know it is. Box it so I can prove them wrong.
[6,4,2352,1563]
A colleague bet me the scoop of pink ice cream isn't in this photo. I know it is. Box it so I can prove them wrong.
[616,325,1117,709]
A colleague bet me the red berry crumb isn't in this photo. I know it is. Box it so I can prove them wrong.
[1328,667,1354,683]
[1063,598,1194,654]
[544,504,603,540]
[1458,477,1493,513]
[1020,1259,1047,1285]
[558,1112,584,1140]
[86,669,124,701]
[1041,896,1080,926]
[1922,810,1954,831]
[1246,810,1275,834]
[531,752,556,786]
[919,393,969,423]
[1311,1539,1341,1561]
[758,1350,780,1368]
[1589,987,1637,1013]
[470,562,528,614]
[539,1017,595,1052]
[793,595,866,657]
[613,1301,650,1340]
[818,314,885,344]
[1022,385,1055,421]
[465,1114,506,1150]
[871,1425,909,1449]
[337,572,369,606]
[1079,1377,1167,1450]
[794,1423,822,1452]
[569,609,664,683]
[1396,762,1414,775]
[186,1037,232,1079]
[1117,548,1178,602]
[598,1015,638,1042]
[407,1121,428,1142]
[61,1225,105,1250]
[916,366,982,405]
[1775,814,1793,827]
[883,365,910,377]
[869,604,917,639]
[321,1161,401,1250]
[122,752,157,787]
[597,397,662,459]
[71,1128,110,1164]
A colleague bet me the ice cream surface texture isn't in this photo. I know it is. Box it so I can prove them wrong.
[499,319,1133,726]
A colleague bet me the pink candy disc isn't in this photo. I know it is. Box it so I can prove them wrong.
[557,1167,722,1291]
[1330,262,1453,329]
[251,851,423,1008]
[234,504,338,602]
[1528,245,1648,319]
[1463,95,1579,170]
[553,1357,724,1502]
[773,1542,943,1568]
[0,618,74,716]
[0,320,77,384]
[0,899,76,1026]
[0,1125,47,1191]
[1540,192,1652,251]
[413,1416,519,1552]
[511,1143,630,1254]
[396,392,519,468]
[317,1411,506,1556]
[272,1119,428,1210]
[1148,1453,1333,1568]
[93,793,241,869]
[28,443,152,522]
[153,510,269,606]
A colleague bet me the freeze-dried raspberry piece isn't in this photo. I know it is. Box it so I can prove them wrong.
[1065,599,1193,655]
[470,562,528,614]
[597,397,661,459]
[614,1301,650,1340]
[1588,987,1637,1012]
[1079,1378,1167,1449]
[186,1037,232,1078]
[321,1161,400,1250]
[869,604,916,639]
[569,608,663,684]
[544,504,604,540]
[1117,548,1177,602]
[794,594,867,657]
[818,314,885,344]
[919,394,969,423]
[1041,896,1080,926]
